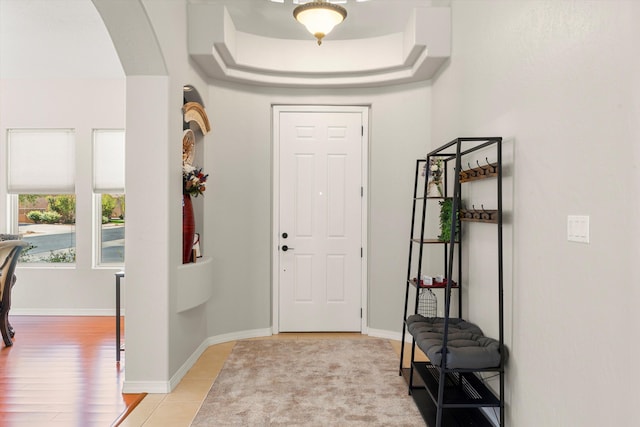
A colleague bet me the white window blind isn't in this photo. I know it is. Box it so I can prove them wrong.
[7,129,76,194]
[93,129,125,193]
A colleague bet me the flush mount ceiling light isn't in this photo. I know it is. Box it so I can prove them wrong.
[293,0,347,46]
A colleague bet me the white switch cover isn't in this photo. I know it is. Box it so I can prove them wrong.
[567,215,589,243]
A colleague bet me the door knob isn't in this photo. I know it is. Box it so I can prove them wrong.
[282,245,294,252]
[282,232,288,239]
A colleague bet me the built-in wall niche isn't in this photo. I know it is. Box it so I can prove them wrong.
[181,84,211,264]
[177,84,213,312]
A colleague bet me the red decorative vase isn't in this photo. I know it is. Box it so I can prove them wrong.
[182,194,195,264]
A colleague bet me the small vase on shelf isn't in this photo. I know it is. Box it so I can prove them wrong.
[425,157,444,197]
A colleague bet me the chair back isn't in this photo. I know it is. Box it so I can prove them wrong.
[0,240,28,303]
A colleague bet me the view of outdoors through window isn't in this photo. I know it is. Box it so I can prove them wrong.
[18,194,76,263]
[100,193,125,264]
[18,194,125,264]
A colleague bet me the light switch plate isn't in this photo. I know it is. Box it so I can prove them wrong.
[567,215,589,243]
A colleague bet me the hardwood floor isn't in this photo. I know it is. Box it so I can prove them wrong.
[0,316,140,427]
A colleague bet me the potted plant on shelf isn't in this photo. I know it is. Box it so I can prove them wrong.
[438,198,459,242]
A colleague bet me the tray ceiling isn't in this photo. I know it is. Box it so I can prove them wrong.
[188,0,451,88]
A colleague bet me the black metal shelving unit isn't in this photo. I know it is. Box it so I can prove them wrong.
[399,137,505,427]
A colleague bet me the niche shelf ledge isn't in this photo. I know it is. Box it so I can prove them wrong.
[176,256,214,313]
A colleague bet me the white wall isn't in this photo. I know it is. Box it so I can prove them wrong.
[203,82,431,337]
[431,1,640,425]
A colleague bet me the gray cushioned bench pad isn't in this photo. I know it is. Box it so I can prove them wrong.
[406,314,503,369]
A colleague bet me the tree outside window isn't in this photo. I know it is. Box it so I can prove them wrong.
[18,194,76,263]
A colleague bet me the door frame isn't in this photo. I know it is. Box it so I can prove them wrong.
[271,105,369,334]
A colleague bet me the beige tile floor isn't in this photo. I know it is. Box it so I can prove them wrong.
[119,334,425,427]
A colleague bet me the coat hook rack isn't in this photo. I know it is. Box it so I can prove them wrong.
[483,157,497,174]
[460,203,498,223]
[459,158,498,182]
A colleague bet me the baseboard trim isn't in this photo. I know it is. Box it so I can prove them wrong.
[122,380,171,394]
[367,327,410,342]
[205,328,273,346]
[11,308,121,316]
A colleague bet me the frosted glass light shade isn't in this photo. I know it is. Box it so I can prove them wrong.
[293,1,347,45]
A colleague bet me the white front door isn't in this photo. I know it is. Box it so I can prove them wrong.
[275,106,366,332]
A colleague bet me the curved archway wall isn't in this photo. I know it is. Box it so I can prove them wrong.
[93,0,434,393]
[92,0,214,392]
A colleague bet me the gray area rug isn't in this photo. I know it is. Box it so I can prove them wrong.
[191,338,424,426]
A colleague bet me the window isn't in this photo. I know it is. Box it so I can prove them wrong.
[6,129,125,266]
[8,130,76,264]
[17,194,77,263]
[93,130,125,266]
[96,193,125,265]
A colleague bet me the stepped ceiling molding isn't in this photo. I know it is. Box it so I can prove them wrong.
[188,2,451,88]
